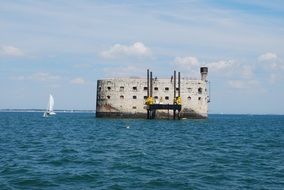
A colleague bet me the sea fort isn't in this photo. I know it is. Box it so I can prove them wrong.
[96,67,209,119]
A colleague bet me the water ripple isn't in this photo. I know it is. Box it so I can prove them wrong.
[0,113,284,189]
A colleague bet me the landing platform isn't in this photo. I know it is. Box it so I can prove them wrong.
[147,104,182,119]
[148,104,181,110]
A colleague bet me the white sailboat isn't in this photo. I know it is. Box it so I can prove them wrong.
[43,94,56,117]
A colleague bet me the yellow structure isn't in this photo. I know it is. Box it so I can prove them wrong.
[145,96,154,105]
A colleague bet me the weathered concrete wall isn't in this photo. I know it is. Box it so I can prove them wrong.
[96,69,209,119]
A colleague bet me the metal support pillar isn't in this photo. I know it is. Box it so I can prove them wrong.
[178,72,180,97]
[150,71,153,97]
[147,69,150,119]
[173,70,176,120]
[150,71,153,119]
[178,72,181,119]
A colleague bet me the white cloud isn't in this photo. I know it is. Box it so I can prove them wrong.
[258,52,277,61]
[269,74,278,84]
[228,79,260,89]
[101,42,151,59]
[172,56,200,77]
[174,56,199,69]
[240,65,253,78]
[206,60,235,72]
[257,52,283,71]
[31,72,60,81]
[70,77,86,85]
[103,65,145,77]
[0,45,24,56]
[73,63,92,69]
[12,72,60,82]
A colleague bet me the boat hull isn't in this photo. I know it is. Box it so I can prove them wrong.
[43,111,56,117]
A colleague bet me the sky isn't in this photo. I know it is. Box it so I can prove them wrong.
[0,0,284,114]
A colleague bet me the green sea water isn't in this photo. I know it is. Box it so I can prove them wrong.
[0,112,283,189]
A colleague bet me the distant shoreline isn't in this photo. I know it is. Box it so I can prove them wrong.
[0,109,95,113]
[0,109,283,115]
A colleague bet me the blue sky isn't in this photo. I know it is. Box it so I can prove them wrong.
[0,0,284,114]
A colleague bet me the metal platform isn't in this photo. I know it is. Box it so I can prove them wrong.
[148,104,181,110]
[147,104,181,119]
[146,69,182,120]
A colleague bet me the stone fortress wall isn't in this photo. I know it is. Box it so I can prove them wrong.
[96,67,209,119]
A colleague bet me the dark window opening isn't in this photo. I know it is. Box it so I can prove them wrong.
[165,87,169,91]
[154,87,158,91]
[133,96,137,99]
[133,86,137,91]
[188,96,191,100]
[176,88,179,91]
[107,95,110,99]
[132,106,137,109]
[120,95,124,99]
[154,96,158,99]
[198,87,202,94]
[165,96,169,100]
[187,88,192,93]
[107,86,111,91]
[144,96,147,100]
[120,86,124,91]
[198,97,201,100]
[144,87,148,90]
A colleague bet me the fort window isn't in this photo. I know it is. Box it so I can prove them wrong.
[120,95,124,99]
[107,86,111,91]
[132,106,137,109]
[187,88,192,93]
[176,87,179,91]
[133,86,137,91]
[144,96,147,100]
[154,96,158,99]
[188,96,191,100]
[154,87,158,91]
[107,95,110,99]
[165,96,169,100]
[198,97,201,101]
[165,87,169,91]
[120,86,124,91]
[144,87,148,91]
[198,87,202,94]
[133,95,137,99]
[98,87,102,91]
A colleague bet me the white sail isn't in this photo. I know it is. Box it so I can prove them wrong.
[48,94,54,112]
[43,94,56,117]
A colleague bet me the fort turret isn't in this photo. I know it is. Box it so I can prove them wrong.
[200,67,208,81]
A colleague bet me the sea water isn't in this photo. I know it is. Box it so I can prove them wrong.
[0,112,283,190]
